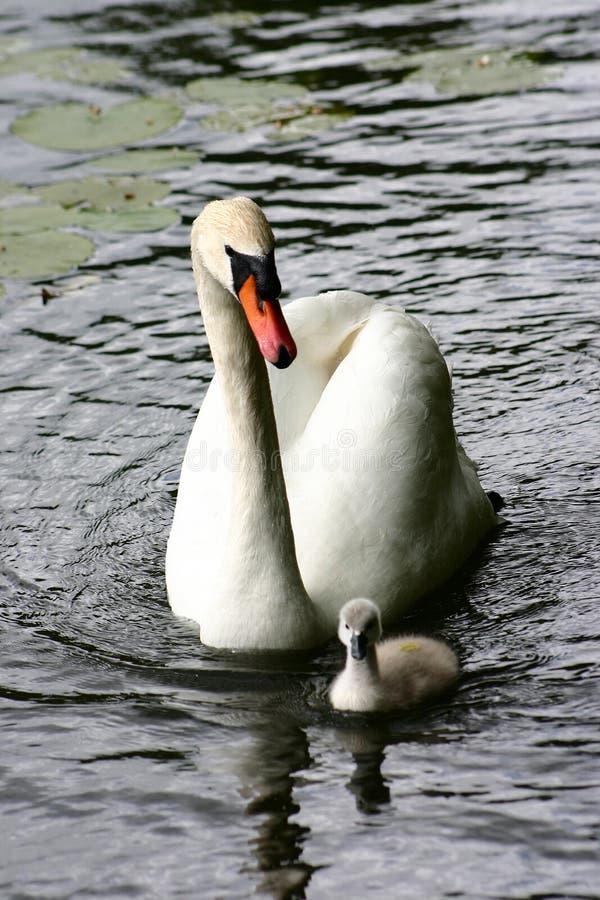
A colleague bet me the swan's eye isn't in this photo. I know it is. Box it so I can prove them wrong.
[344,623,350,631]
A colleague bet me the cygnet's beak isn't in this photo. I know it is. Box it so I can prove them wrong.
[238,273,297,369]
[350,632,368,661]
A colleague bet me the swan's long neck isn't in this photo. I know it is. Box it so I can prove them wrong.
[193,254,316,640]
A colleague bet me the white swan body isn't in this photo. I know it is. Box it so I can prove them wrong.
[330,598,459,712]
[166,197,496,649]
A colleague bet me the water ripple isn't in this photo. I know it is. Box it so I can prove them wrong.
[1,1,600,898]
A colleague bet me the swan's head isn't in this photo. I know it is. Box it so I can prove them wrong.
[191,196,296,369]
[338,598,383,661]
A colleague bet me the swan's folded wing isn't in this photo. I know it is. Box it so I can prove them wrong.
[282,304,492,627]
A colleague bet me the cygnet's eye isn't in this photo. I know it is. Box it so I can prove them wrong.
[344,623,350,630]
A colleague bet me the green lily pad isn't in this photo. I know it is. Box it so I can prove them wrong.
[0,36,28,57]
[0,178,35,206]
[89,147,200,173]
[12,97,183,152]
[202,103,351,137]
[186,75,307,106]
[0,178,20,198]
[210,12,260,27]
[187,74,351,136]
[35,274,102,304]
[200,105,282,132]
[0,230,94,279]
[75,205,179,232]
[0,46,130,85]
[0,283,5,299]
[46,274,100,294]
[270,108,352,139]
[366,46,560,97]
[0,203,77,235]
[37,176,170,210]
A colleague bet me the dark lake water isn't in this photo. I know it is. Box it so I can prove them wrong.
[1,1,599,898]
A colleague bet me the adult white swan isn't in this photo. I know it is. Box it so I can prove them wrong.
[166,197,498,649]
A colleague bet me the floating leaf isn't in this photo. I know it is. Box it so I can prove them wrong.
[0,230,94,279]
[203,103,351,137]
[37,176,170,210]
[0,204,77,235]
[89,147,200,173]
[366,46,560,97]
[270,108,352,140]
[37,274,101,305]
[0,178,34,206]
[186,75,307,107]
[75,206,179,232]
[0,46,130,85]
[187,74,351,136]
[45,274,101,295]
[201,106,280,132]
[12,97,183,152]
[0,179,20,198]
[0,283,5,299]
[210,11,260,27]
[0,36,28,58]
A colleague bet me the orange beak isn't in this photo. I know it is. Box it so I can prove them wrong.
[238,274,297,369]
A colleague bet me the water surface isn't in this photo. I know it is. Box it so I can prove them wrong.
[1,2,599,898]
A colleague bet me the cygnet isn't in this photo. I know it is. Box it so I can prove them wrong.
[329,597,459,712]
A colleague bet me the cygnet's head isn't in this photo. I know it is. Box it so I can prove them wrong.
[338,598,383,661]
[190,197,296,368]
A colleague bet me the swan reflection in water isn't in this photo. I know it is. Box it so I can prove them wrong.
[234,717,317,898]
[229,703,455,897]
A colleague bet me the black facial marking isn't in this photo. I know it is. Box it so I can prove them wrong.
[225,245,281,303]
